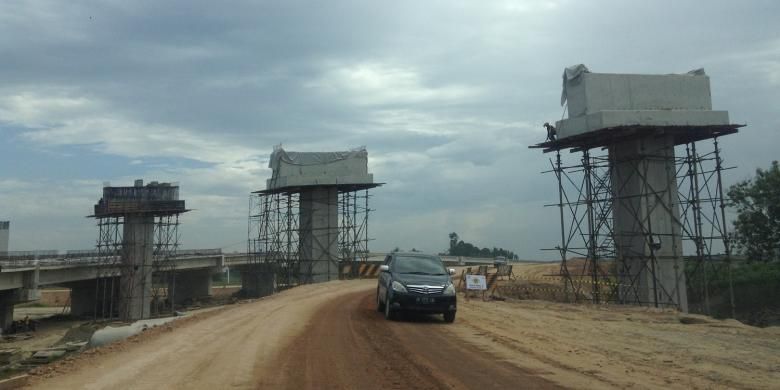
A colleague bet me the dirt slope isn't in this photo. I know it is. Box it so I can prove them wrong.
[27,281,374,389]
[451,297,780,389]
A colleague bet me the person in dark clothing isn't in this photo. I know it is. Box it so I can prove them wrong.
[544,122,557,142]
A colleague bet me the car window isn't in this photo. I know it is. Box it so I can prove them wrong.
[392,255,447,275]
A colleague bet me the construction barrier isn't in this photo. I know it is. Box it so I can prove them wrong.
[339,262,383,279]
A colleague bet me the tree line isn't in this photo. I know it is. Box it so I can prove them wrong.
[446,232,518,259]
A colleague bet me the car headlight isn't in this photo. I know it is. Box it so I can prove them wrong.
[392,281,407,293]
[443,283,456,295]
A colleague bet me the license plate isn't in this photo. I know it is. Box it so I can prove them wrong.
[418,297,435,304]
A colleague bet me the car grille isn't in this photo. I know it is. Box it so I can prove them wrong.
[406,285,445,295]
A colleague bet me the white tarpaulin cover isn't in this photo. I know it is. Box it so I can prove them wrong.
[561,64,590,106]
[269,146,367,170]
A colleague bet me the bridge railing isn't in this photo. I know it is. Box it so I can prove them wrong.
[0,248,224,269]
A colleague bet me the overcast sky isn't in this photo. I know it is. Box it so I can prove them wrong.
[1,1,778,258]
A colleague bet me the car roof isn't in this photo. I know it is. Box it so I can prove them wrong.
[391,252,439,258]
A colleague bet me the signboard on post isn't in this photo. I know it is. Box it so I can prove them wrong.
[465,274,487,290]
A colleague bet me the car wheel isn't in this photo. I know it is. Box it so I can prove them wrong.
[384,292,395,320]
[376,289,385,312]
[443,311,456,323]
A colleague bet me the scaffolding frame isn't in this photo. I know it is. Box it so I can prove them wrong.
[247,186,375,288]
[339,190,371,278]
[93,213,182,321]
[540,134,737,316]
[94,216,122,320]
[248,191,300,288]
[151,214,181,316]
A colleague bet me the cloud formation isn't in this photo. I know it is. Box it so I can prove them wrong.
[0,0,778,258]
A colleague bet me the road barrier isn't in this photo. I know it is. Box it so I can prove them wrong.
[339,262,383,279]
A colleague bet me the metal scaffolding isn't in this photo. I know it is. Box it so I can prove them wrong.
[94,216,122,320]
[247,191,300,288]
[339,189,371,278]
[536,130,739,316]
[93,214,182,320]
[151,214,181,316]
[247,186,375,288]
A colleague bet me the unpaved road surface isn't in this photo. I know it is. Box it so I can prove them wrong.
[27,278,780,389]
[27,280,556,389]
[264,290,559,389]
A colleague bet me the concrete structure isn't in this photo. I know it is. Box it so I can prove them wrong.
[267,148,374,190]
[253,147,379,285]
[91,180,188,321]
[168,269,212,305]
[0,250,489,328]
[611,136,687,310]
[239,263,275,297]
[535,66,743,312]
[298,187,339,282]
[557,69,730,139]
[0,222,8,255]
[0,251,229,327]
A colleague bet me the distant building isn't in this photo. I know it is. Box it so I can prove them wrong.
[0,221,9,254]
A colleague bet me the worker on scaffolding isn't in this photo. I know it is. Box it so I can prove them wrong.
[544,122,557,142]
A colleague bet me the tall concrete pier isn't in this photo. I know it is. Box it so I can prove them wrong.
[120,214,155,319]
[533,65,742,311]
[299,187,339,282]
[0,221,8,255]
[611,136,687,310]
[91,180,188,321]
[248,146,381,292]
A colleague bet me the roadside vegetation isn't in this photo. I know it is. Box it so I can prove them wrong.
[446,232,518,259]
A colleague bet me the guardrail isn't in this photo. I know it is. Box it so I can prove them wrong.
[0,248,224,269]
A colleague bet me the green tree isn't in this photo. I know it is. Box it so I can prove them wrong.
[448,232,459,255]
[728,161,780,262]
[447,232,518,259]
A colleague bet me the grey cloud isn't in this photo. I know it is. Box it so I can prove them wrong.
[0,0,778,257]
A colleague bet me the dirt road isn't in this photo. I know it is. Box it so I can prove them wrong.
[26,278,780,389]
[264,290,559,389]
[27,280,555,389]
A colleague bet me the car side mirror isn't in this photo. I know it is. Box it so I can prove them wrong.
[448,268,456,275]
[380,265,390,272]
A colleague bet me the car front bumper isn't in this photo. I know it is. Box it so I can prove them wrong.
[389,292,457,313]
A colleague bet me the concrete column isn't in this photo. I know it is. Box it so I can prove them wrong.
[68,279,120,318]
[169,269,213,305]
[299,187,339,283]
[240,264,275,298]
[69,281,96,317]
[120,215,155,321]
[0,291,14,332]
[0,221,8,254]
[611,135,688,312]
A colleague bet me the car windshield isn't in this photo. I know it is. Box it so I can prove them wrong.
[393,255,447,275]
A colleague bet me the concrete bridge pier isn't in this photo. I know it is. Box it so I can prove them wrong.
[119,215,155,321]
[68,279,119,317]
[169,268,214,305]
[240,264,275,298]
[69,280,97,317]
[0,287,41,332]
[0,291,15,331]
[611,135,688,312]
[0,267,42,331]
[299,187,339,283]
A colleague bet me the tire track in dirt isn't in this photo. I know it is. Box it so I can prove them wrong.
[269,290,562,389]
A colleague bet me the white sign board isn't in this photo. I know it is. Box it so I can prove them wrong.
[465,274,487,290]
